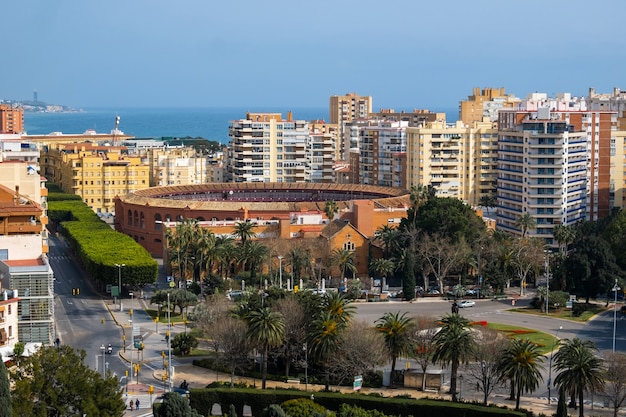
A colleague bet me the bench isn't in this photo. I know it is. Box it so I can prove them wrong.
[286,378,300,384]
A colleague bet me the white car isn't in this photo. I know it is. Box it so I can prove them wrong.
[458,300,476,308]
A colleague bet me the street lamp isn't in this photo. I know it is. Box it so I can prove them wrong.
[303,342,308,391]
[100,344,106,378]
[167,291,172,391]
[115,263,125,311]
[278,256,283,289]
[544,251,550,315]
[613,279,621,353]
[547,325,562,405]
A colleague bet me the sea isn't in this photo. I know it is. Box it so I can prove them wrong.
[23,106,458,145]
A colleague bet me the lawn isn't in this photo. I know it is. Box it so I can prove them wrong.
[509,302,608,322]
[486,322,558,355]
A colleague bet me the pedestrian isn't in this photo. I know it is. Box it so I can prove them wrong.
[129,400,134,411]
[135,399,140,409]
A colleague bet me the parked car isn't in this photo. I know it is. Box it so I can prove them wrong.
[226,290,243,301]
[458,300,476,308]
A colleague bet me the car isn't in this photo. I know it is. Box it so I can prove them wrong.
[458,300,476,308]
[226,290,243,301]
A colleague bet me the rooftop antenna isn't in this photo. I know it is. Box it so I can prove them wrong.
[113,115,120,146]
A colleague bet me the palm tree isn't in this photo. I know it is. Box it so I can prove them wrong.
[553,338,604,417]
[375,312,414,383]
[246,307,285,389]
[497,338,545,410]
[553,224,576,256]
[215,236,236,279]
[330,248,357,282]
[322,291,355,326]
[369,258,395,284]
[431,314,476,401]
[323,200,339,221]
[375,224,400,258]
[515,213,536,238]
[289,246,312,284]
[233,221,257,245]
[309,310,344,391]
[240,241,269,284]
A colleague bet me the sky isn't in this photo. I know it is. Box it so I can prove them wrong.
[3,0,626,110]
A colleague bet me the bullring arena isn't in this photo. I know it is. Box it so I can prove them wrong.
[114,183,411,265]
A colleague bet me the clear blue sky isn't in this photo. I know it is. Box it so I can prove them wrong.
[4,0,625,110]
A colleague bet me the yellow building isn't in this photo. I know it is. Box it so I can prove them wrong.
[406,120,498,207]
[145,147,211,187]
[42,143,149,214]
[24,130,134,148]
[459,87,519,126]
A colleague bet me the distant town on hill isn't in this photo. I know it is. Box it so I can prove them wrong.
[0,99,81,113]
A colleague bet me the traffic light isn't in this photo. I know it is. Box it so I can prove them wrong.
[71,288,80,296]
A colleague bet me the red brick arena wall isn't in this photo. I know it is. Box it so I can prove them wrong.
[114,183,411,257]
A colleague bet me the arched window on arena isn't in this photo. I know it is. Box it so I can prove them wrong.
[127,210,132,226]
[165,214,172,223]
[140,212,145,229]
[155,213,162,231]
[134,211,139,227]
[176,215,183,222]
[197,217,205,221]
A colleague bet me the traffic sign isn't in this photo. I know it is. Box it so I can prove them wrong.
[353,375,363,391]
[169,281,175,288]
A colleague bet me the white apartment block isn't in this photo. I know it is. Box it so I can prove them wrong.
[307,122,339,183]
[406,120,498,207]
[496,93,612,245]
[356,120,408,188]
[227,112,310,183]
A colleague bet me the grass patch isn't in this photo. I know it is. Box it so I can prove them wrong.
[145,308,186,324]
[509,302,607,322]
[487,323,557,355]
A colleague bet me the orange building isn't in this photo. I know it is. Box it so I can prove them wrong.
[0,105,24,134]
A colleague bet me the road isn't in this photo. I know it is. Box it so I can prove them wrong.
[48,234,128,381]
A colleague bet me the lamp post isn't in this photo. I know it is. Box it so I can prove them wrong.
[115,263,125,311]
[547,325,562,404]
[544,251,550,315]
[167,291,172,391]
[100,344,106,378]
[278,256,284,289]
[303,342,308,391]
[613,279,621,353]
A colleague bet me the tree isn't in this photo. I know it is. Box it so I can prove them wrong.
[375,224,400,258]
[330,248,357,282]
[409,315,439,392]
[0,360,11,417]
[515,213,536,238]
[246,307,285,389]
[564,236,622,303]
[321,291,355,326]
[553,224,576,257]
[375,312,414,382]
[603,351,626,417]
[274,297,307,377]
[240,241,269,284]
[431,314,476,401]
[171,332,198,356]
[12,342,24,368]
[369,258,395,283]
[211,316,251,387]
[465,327,510,405]
[10,345,126,416]
[497,338,545,410]
[417,232,469,294]
[479,194,497,214]
[154,392,202,417]
[327,320,386,387]
[553,338,604,417]
[169,289,198,314]
[288,246,312,284]
[233,221,257,245]
[323,200,339,221]
[510,237,545,296]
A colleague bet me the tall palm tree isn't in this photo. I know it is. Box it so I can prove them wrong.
[515,213,536,238]
[215,236,236,279]
[246,307,285,389]
[432,314,476,401]
[289,246,312,284]
[330,248,357,282]
[375,224,400,258]
[240,241,269,284]
[369,258,395,284]
[309,310,344,391]
[323,200,339,221]
[375,312,414,382]
[553,338,605,417]
[553,224,576,256]
[497,338,545,410]
[233,221,257,245]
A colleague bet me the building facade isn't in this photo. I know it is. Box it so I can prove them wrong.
[0,105,24,134]
[459,87,519,126]
[496,93,614,245]
[405,120,498,207]
[356,120,408,188]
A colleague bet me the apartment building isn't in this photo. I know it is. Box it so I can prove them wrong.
[459,87,519,126]
[0,289,19,359]
[369,108,446,127]
[41,143,149,213]
[330,93,373,160]
[227,112,310,183]
[406,120,498,207]
[496,93,614,245]
[354,120,408,188]
[146,147,210,186]
[0,104,24,134]
[307,121,339,183]
[0,151,53,344]
[24,130,134,148]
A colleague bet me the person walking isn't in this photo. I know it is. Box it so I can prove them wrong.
[135,399,140,409]
[129,400,134,411]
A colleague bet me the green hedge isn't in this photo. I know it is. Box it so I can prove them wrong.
[48,199,157,287]
[188,388,526,417]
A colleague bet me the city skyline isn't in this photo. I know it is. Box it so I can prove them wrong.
[4,1,626,110]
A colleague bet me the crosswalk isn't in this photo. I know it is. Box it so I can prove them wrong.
[49,254,72,261]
